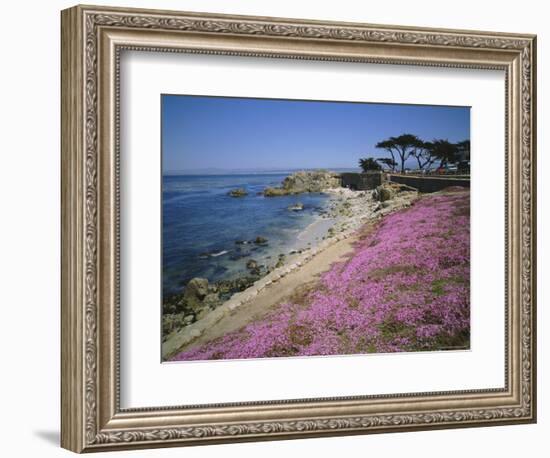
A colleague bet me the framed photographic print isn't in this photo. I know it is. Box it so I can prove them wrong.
[61,4,537,453]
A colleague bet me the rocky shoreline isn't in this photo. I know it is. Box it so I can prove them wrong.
[263,169,341,196]
[162,174,419,358]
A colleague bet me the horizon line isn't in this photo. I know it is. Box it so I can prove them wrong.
[163,166,362,175]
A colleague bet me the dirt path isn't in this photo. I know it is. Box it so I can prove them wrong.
[177,233,360,354]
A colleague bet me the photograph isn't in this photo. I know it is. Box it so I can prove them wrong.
[161,95,471,362]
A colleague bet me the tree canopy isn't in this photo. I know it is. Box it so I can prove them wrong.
[358,157,382,172]
[373,134,468,173]
[376,157,397,171]
[428,139,459,167]
[375,134,424,173]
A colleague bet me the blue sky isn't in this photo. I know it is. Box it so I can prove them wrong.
[162,94,470,173]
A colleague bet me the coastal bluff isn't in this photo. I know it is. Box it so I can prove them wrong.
[263,170,341,196]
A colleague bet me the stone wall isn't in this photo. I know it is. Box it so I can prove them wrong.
[340,172,386,190]
[388,174,470,193]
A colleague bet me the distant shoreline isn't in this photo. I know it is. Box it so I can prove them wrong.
[162,168,361,177]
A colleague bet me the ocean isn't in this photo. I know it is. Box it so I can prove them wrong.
[162,174,333,297]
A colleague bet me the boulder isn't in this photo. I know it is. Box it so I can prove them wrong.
[254,236,268,245]
[214,275,259,298]
[263,187,290,197]
[207,284,218,294]
[202,292,220,308]
[183,314,195,325]
[247,264,262,277]
[183,277,209,311]
[373,182,417,202]
[162,295,186,315]
[227,188,248,197]
[287,202,304,211]
[162,313,187,336]
[275,253,286,268]
[374,185,395,202]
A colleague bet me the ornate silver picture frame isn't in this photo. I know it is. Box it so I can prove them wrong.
[61,4,536,453]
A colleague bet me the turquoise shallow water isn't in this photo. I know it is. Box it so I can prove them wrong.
[162,174,331,297]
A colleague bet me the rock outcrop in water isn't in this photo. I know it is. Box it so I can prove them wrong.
[263,170,341,196]
[287,202,304,211]
[227,188,248,197]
